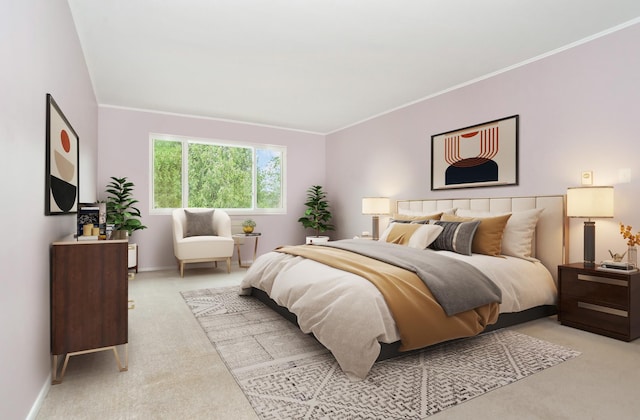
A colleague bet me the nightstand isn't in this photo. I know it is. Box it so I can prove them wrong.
[558,262,640,341]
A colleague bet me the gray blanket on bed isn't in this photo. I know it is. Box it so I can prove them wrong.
[318,239,502,316]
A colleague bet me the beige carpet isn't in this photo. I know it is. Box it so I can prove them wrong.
[35,268,640,419]
[182,286,580,419]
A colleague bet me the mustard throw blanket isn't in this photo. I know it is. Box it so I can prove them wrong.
[276,243,500,351]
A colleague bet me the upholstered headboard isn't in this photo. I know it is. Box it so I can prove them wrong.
[395,195,568,282]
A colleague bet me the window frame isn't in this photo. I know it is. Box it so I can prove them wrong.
[149,133,286,216]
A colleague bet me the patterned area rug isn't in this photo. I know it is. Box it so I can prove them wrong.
[182,287,579,419]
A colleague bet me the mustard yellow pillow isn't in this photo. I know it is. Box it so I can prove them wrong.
[379,223,444,249]
[441,213,511,256]
[385,223,422,245]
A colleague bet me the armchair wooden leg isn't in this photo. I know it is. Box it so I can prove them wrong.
[179,261,184,277]
[226,257,231,273]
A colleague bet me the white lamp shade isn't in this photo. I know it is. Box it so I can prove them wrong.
[362,197,390,215]
[567,186,614,218]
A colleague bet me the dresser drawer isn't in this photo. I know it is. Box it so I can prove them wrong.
[560,296,629,338]
[561,271,629,308]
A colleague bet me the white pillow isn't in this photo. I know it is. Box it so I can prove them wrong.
[455,208,543,260]
[379,223,444,249]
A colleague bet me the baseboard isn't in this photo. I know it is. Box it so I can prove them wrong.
[139,264,177,272]
[26,374,51,420]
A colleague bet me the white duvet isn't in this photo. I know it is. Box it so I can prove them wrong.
[239,246,557,380]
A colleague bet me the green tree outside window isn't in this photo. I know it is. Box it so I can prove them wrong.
[152,137,284,213]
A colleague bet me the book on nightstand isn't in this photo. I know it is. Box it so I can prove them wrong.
[596,260,638,273]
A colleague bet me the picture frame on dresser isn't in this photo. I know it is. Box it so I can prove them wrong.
[45,93,79,215]
[431,115,519,190]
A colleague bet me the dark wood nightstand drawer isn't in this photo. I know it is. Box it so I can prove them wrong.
[560,271,629,309]
[560,296,629,339]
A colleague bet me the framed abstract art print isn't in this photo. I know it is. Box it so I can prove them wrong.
[431,115,519,190]
[45,94,79,215]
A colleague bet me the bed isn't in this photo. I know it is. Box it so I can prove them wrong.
[240,195,568,380]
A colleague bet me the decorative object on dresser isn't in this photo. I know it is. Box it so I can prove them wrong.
[430,115,519,190]
[558,263,640,341]
[45,94,79,215]
[298,185,334,244]
[105,176,147,240]
[77,202,107,240]
[566,186,614,267]
[50,239,129,384]
[361,196,390,241]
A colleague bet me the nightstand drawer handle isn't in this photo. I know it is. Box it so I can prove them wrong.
[577,274,627,287]
[578,301,628,317]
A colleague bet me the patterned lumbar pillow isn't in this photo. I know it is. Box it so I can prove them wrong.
[184,209,216,237]
[429,220,481,256]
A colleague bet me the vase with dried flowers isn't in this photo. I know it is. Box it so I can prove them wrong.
[619,223,640,267]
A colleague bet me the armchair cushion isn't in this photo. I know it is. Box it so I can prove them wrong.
[184,209,216,237]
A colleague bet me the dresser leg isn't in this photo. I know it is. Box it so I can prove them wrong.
[113,343,129,372]
[51,344,128,384]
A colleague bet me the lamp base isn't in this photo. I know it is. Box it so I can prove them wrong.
[372,215,380,241]
[583,220,595,266]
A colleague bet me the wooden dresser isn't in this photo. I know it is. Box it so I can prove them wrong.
[558,262,640,341]
[50,239,129,383]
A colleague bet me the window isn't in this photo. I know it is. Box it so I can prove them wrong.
[151,134,286,214]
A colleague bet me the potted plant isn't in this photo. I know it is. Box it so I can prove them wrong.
[105,176,147,239]
[242,219,256,234]
[298,185,334,244]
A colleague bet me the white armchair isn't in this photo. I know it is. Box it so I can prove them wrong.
[172,208,234,277]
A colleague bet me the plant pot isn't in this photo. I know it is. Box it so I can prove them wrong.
[243,226,254,234]
[306,236,329,245]
[111,230,129,241]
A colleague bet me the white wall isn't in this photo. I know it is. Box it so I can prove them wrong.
[0,0,98,418]
[97,107,326,271]
[326,22,640,265]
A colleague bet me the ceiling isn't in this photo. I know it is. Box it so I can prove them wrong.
[68,1,640,134]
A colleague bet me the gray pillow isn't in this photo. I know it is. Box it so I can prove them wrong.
[184,209,216,237]
[429,220,481,256]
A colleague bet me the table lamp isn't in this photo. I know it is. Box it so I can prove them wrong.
[567,186,614,266]
[362,197,390,240]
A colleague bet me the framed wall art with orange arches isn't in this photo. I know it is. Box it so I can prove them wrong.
[45,94,79,215]
[431,115,519,191]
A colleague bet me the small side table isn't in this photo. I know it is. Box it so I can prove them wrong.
[558,262,640,341]
[128,243,138,273]
[233,233,261,268]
